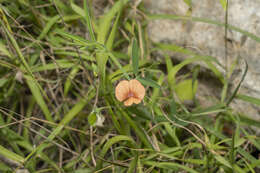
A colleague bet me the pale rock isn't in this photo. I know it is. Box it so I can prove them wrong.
[144,0,260,122]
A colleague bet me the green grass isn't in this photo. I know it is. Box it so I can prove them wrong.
[0,0,259,172]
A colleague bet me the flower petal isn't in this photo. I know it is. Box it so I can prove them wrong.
[132,97,141,104]
[124,97,134,106]
[129,79,145,100]
[124,97,141,106]
[115,80,129,101]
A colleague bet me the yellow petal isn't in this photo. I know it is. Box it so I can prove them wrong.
[115,80,129,101]
[129,79,145,100]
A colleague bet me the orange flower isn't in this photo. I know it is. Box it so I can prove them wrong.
[115,79,145,106]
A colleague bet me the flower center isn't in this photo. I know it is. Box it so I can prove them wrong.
[127,92,134,98]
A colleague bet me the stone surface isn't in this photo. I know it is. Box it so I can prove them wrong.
[144,0,260,121]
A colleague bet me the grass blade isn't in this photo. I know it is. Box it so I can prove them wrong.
[106,12,121,50]
[226,59,248,105]
[132,38,139,76]
[24,75,53,122]
[84,0,96,41]
[127,154,138,173]
[0,144,24,165]
[37,15,60,40]
[24,88,95,163]
[143,161,199,173]
[64,67,80,97]
[97,135,136,168]
[236,94,260,106]
[96,0,129,87]
[137,77,160,88]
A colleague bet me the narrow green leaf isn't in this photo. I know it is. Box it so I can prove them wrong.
[49,89,95,140]
[0,18,33,77]
[0,42,12,58]
[156,43,224,87]
[192,104,226,116]
[235,138,246,148]
[97,0,129,44]
[55,29,101,48]
[183,0,192,7]
[137,77,160,88]
[215,154,232,168]
[88,112,97,126]
[143,161,199,173]
[106,12,120,50]
[24,88,95,162]
[74,169,93,173]
[0,162,11,172]
[117,105,153,149]
[239,114,260,128]
[96,0,129,86]
[32,59,76,72]
[221,80,228,103]
[0,60,16,69]
[97,135,136,168]
[84,0,96,41]
[226,60,248,105]
[37,15,60,40]
[127,105,153,121]
[219,0,227,10]
[164,123,181,146]
[108,52,130,80]
[127,154,138,173]
[105,98,122,133]
[150,74,164,106]
[100,135,135,157]
[23,97,35,140]
[24,75,53,122]
[137,156,144,173]
[54,50,94,61]
[175,79,198,101]
[167,57,209,90]
[0,144,24,165]
[168,97,188,126]
[0,13,48,108]
[165,54,173,72]
[132,38,139,75]
[170,96,177,116]
[236,94,260,106]
[64,66,80,96]
[0,78,8,88]
[71,2,85,18]
[0,8,12,32]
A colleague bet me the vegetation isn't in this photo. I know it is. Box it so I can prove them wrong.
[0,0,259,172]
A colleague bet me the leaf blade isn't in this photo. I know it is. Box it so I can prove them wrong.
[132,38,139,75]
